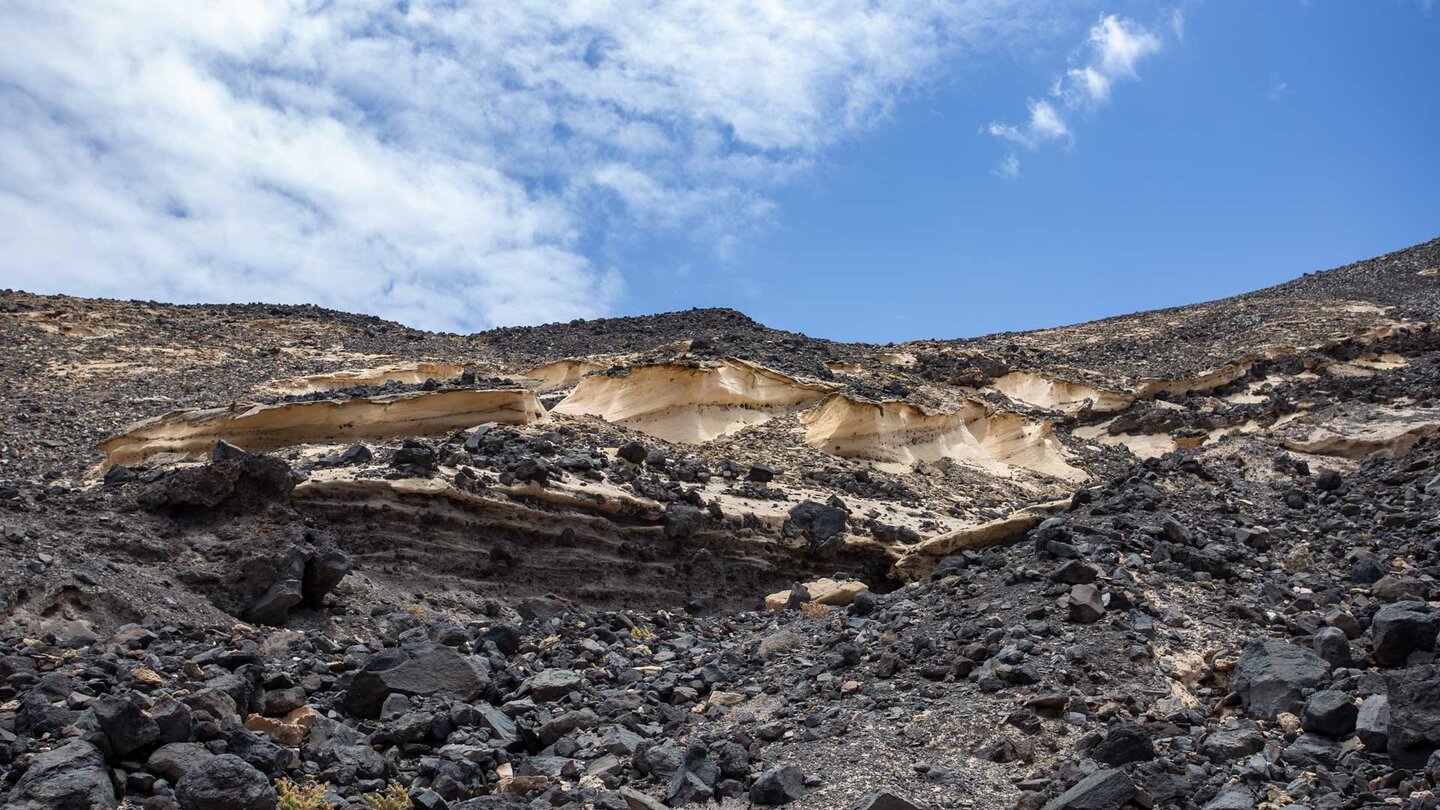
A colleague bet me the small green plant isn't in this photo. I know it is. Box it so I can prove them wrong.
[629,625,655,641]
[278,777,335,810]
[362,782,413,810]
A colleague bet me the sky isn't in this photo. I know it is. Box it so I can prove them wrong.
[0,2,1436,342]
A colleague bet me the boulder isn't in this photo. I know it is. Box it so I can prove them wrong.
[303,549,350,608]
[1311,626,1351,668]
[1067,584,1106,624]
[7,740,116,810]
[784,501,848,549]
[848,794,923,810]
[1041,768,1135,810]
[139,453,295,514]
[662,503,704,540]
[1090,723,1155,766]
[617,441,648,464]
[764,578,869,611]
[1371,601,1440,667]
[1302,690,1357,737]
[148,742,217,783]
[666,741,720,805]
[1386,664,1440,766]
[345,644,488,719]
[1356,694,1389,752]
[175,753,276,810]
[1230,638,1330,718]
[520,669,582,702]
[1201,786,1255,810]
[93,691,160,755]
[750,765,806,806]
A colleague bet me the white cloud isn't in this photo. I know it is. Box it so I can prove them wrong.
[992,152,1022,179]
[986,98,1072,149]
[0,0,1037,330]
[985,11,1171,173]
[1268,73,1290,100]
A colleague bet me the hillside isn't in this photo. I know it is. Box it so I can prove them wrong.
[2,238,1440,810]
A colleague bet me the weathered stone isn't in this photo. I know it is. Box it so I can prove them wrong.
[750,765,806,806]
[1231,638,1330,719]
[176,753,276,810]
[520,668,582,702]
[1371,601,1440,667]
[346,644,488,718]
[1041,768,1135,810]
[7,740,116,810]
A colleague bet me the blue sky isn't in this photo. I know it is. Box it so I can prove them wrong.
[620,1,1440,341]
[1,2,1436,341]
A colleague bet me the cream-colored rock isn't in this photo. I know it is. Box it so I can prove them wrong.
[764,578,870,611]
[552,359,833,444]
[269,362,468,394]
[1283,407,1440,460]
[800,395,1083,480]
[763,590,791,612]
[97,388,544,468]
[521,359,607,391]
[992,370,1133,415]
[892,498,1070,580]
[1134,361,1254,398]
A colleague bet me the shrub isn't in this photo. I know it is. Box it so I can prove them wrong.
[363,782,413,810]
[278,777,334,810]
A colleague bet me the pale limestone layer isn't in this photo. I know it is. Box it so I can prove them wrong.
[800,396,1085,482]
[269,362,468,394]
[891,498,1070,580]
[992,370,1133,415]
[1283,407,1440,460]
[551,359,833,444]
[97,389,544,468]
[522,359,608,392]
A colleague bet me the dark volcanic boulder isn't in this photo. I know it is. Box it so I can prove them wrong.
[1091,723,1155,766]
[240,544,350,626]
[303,717,387,785]
[1356,694,1390,752]
[521,668,583,701]
[303,548,351,608]
[1371,601,1440,667]
[346,644,488,718]
[138,452,296,514]
[750,765,806,806]
[7,740,116,810]
[93,691,160,755]
[1302,690,1358,737]
[148,742,217,783]
[663,502,705,540]
[848,794,923,810]
[1231,638,1331,718]
[175,753,276,810]
[617,440,648,464]
[1041,768,1134,810]
[1386,664,1440,766]
[784,500,848,550]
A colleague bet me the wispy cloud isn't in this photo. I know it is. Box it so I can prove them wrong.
[0,0,1041,330]
[992,152,1022,179]
[1267,73,1290,100]
[985,11,1172,177]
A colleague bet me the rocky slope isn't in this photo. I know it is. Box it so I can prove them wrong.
[2,238,1440,810]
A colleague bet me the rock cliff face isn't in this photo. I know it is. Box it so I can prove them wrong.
[2,238,1440,809]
